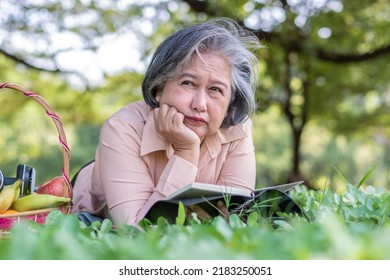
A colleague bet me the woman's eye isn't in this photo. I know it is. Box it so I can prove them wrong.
[210,87,222,94]
[181,80,192,86]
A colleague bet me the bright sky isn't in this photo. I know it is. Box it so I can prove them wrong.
[54,0,161,88]
[55,30,146,87]
[1,0,344,89]
[1,0,160,89]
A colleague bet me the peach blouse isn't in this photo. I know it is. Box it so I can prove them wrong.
[71,101,256,226]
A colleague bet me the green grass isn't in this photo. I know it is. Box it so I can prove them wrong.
[1,178,390,260]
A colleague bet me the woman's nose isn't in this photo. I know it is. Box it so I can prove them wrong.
[191,90,207,112]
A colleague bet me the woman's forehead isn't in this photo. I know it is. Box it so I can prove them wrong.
[185,53,232,75]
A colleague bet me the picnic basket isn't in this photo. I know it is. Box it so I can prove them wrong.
[0,82,72,236]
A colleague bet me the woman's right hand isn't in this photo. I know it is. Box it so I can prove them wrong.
[153,104,200,165]
[186,201,230,221]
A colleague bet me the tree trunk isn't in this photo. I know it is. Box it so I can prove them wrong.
[287,126,309,186]
[283,50,312,187]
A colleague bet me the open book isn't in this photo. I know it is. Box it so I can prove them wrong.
[144,181,307,223]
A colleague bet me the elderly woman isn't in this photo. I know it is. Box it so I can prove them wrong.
[71,18,261,226]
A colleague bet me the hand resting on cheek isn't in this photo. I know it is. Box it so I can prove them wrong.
[153,104,201,166]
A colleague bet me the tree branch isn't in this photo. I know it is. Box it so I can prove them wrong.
[181,0,216,15]
[317,43,390,63]
[0,48,92,86]
[0,49,61,73]
[181,0,285,45]
[182,0,390,63]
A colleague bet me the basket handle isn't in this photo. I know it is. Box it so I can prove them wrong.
[0,82,72,198]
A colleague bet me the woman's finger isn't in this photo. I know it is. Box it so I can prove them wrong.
[188,204,211,220]
[185,206,192,220]
[217,200,230,219]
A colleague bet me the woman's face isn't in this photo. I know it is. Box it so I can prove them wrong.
[156,53,232,141]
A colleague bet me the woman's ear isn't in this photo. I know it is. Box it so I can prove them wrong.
[155,90,161,102]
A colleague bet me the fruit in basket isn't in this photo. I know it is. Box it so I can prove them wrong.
[37,176,71,198]
[0,180,21,214]
[12,192,71,212]
[2,209,19,214]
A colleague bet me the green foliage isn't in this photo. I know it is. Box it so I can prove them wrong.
[1,177,390,260]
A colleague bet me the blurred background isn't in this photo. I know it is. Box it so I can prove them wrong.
[0,0,389,192]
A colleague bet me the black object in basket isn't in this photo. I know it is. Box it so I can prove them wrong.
[0,164,36,195]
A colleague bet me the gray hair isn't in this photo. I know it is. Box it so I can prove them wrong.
[142,18,261,127]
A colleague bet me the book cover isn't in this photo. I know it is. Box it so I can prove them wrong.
[144,181,306,223]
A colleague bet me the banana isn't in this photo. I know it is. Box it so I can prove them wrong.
[0,180,21,214]
[12,183,21,203]
[12,192,71,212]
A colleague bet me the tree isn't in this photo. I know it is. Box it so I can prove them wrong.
[180,0,390,186]
[1,0,390,186]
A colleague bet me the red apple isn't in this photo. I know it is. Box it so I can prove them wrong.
[37,176,72,198]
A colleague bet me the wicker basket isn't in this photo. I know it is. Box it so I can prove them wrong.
[0,82,72,235]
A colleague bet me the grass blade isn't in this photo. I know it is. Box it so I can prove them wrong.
[175,201,186,225]
[356,159,381,188]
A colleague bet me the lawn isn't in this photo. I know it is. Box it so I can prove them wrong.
[1,173,390,260]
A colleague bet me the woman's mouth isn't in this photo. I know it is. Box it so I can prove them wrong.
[185,116,207,125]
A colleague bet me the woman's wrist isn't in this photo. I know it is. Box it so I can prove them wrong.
[173,146,200,166]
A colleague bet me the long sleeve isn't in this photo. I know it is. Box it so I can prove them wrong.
[216,119,256,191]
[95,112,198,226]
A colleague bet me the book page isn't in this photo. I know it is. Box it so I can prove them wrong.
[164,182,253,200]
[254,181,304,194]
